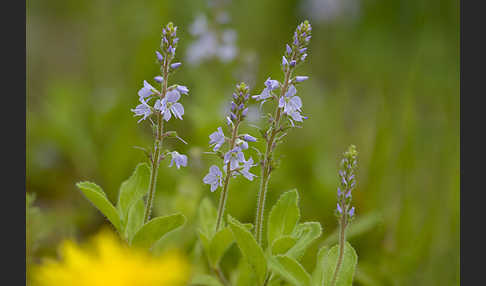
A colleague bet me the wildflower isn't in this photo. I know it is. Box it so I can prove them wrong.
[209,127,225,151]
[253,77,280,101]
[224,147,245,170]
[235,138,248,151]
[278,85,304,122]
[131,98,152,123]
[155,90,184,121]
[156,50,164,63]
[176,85,189,95]
[239,157,256,181]
[169,151,187,169]
[203,165,223,192]
[154,76,163,83]
[138,80,157,99]
[32,229,190,286]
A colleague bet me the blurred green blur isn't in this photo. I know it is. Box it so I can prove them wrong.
[26,0,459,285]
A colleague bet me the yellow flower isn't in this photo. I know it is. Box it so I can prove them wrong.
[32,229,190,286]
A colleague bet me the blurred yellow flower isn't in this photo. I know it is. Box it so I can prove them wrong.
[32,229,190,286]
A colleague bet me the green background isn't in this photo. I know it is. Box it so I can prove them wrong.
[26,0,459,285]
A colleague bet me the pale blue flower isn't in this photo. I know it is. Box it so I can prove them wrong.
[169,151,188,169]
[337,203,343,214]
[138,80,157,99]
[282,56,289,66]
[279,85,304,122]
[176,85,189,95]
[154,76,163,83]
[131,98,152,123]
[224,147,245,170]
[235,138,248,151]
[253,77,280,101]
[156,51,164,63]
[209,127,225,151]
[203,165,223,192]
[240,157,256,181]
[155,90,184,121]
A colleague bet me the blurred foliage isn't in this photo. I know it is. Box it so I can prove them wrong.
[27,0,459,285]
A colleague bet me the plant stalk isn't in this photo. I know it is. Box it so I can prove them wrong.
[144,58,169,223]
[215,121,240,231]
[330,214,347,286]
[255,68,292,245]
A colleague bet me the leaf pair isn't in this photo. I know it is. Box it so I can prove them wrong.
[197,198,236,268]
[312,242,358,286]
[76,163,185,250]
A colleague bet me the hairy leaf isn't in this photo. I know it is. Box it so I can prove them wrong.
[131,213,186,249]
[267,189,300,247]
[228,215,267,285]
[323,242,358,286]
[76,181,121,232]
[269,255,311,286]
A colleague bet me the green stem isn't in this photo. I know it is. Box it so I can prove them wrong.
[330,215,347,286]
[215,121,240,232]
[255,68,291,245]
[212,266,230,286]
[144,58,169,223]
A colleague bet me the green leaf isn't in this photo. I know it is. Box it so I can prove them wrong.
[198,230,211,257]
[198,197,218,238]
[287,222,322,260]
[235,259,257,286]
[125,198,145,242]
[228,215,267,285]
[208,227,234,267]
[311,246,328,286]
[268,255,311,286]
[116,163,151,236]
[271,235,297,255]
[323,242,358,286]
[267,189,300,247]
[76,181,121,232]
[131,213,186,249]
[191,274,224,286]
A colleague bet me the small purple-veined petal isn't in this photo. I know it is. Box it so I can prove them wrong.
[138,80,155,99]
[264,77,280,90]
[166,89,181,102]
[170,103,184,120]
[176,85,189,95]
[240,157,256,181]
[131,99,152,123]
[169,151,188,169]
[285,85,297,98]
[209,127,225,151]
[278,96,286,109]
[289,60,296,67]
[203,165,222,192]
[242,107,248,117]
[287,96,303,112]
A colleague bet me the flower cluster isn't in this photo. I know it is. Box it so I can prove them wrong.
[253,20,312,126]
[336,144,358,221]
[203,82,257,192]
[131,22,188,169]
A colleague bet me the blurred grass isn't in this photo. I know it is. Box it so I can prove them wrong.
[27,0,459,285]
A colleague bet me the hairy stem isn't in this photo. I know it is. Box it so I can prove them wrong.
[215,121,240,231]
[255,68,292,245]
[330,215,347,286]
[144,58,170,223]
[212,266,230,286]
